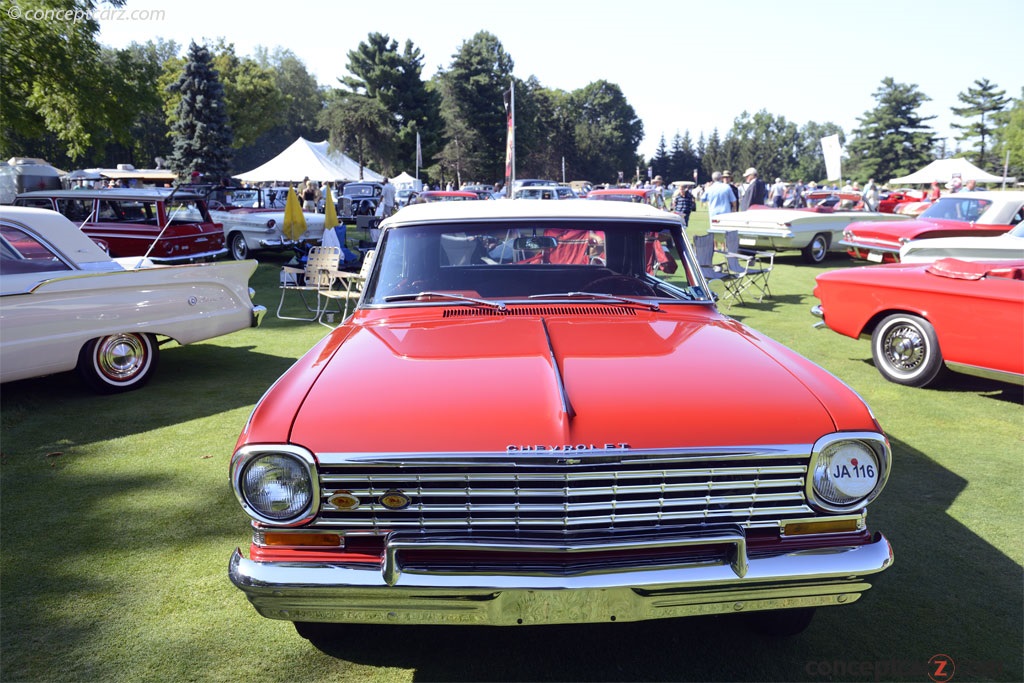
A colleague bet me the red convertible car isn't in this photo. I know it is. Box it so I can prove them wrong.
[841,191,1024,263]
[813,258,1024,387]
[229,200,893,642]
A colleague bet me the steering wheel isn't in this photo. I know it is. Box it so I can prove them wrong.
[208,200,226,210]
[582,275,657,297]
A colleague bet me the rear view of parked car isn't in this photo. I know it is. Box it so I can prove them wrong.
[1,206,265,393]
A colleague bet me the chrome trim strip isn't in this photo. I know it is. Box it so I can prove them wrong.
[946,361,1024,386]
[228,533,893,626]
[315,444,813,466]
[837,240,899,254]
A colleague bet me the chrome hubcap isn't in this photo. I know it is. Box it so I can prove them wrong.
[97,334,146,380]
[883,324,924,371]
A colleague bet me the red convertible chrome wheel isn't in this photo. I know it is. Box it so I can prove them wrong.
[871,314,945,387]
[77,333,159,393]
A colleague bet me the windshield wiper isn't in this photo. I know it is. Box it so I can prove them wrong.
[528,292,660,311]
[384,291,507,310]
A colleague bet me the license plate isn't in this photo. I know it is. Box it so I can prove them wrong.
[867,252,883,263]
[739,238,756,246]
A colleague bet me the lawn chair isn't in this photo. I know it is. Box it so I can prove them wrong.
[719,230,774,303]
[276,246,341,321]
[318,250,376,327]
[692,234,736,305]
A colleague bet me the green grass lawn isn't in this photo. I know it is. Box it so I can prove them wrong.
[1,209,1021,682]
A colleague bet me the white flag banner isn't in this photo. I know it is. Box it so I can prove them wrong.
[820,135,842,181]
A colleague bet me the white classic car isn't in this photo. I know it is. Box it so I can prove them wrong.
[0,206,266,392]
[206,187,326,261]
[900,222,1024,263]
[708,191,912,263]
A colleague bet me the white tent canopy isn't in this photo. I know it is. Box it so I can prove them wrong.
[390,171,421,190]
[889,158,1015,185]
[233,137,383,183]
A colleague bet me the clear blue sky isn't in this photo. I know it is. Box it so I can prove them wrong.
[98,0,1023,164]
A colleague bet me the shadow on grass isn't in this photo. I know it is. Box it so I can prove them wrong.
[0,343,296,450]
[850,358,1024,405]
[298,436,1023,682]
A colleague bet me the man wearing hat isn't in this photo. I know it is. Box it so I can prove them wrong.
[722,171,739,212]
[740,167,768,211]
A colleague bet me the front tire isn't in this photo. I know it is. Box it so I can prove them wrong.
[77,333,159,393]
[801,233,830,263]
[229,232,249,260]
[871,313,945,387]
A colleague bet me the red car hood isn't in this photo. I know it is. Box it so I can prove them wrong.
[244,311,873,454]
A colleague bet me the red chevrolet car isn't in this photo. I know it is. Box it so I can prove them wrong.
[229,200,893,643]
[813,258,1024,387]
[841,191,1024,263]
[16,188,227,263]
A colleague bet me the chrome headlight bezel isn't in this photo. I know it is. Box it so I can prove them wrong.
[807,432,891,513]
[231,445,319,526]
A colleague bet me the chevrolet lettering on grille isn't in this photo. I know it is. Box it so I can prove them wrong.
[506,443,631,453]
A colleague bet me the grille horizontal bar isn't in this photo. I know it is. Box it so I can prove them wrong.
[314,451,813,532]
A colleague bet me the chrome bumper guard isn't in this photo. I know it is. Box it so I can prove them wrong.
[229,530,893,626]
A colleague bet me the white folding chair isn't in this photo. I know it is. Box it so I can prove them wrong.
[318,250,376,327]
[276,246,341,321]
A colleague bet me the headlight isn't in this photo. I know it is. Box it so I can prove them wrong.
[807,433,890,512]
[231,446,318,525]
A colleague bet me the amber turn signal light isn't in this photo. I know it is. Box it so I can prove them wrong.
[783,518,861,536]
[261,532,341,547]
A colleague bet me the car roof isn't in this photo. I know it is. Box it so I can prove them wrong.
[381,196,681,227]
[17,188,206,201]
[0,205,116,267]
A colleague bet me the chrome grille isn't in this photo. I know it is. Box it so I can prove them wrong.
[314,450,813,533]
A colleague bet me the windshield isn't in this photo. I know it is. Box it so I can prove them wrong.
[363,220,710,305]
[919,196,992,222]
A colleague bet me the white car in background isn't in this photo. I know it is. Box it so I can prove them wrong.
[899,222,1024,263]
[709,190,910,263]
[0,206,265,393]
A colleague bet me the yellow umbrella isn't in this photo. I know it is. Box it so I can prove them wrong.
[282,186,307,241]
[323,186,339,231]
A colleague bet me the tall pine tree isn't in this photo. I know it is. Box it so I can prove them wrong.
[951,78,1010,168]
[845,77,936,184]
[168,42,233,180]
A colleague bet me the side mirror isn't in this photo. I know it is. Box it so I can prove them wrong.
[514,236,558,251]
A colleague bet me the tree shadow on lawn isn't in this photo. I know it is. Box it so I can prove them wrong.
[0,343,296,448]
[302,436,1023,682]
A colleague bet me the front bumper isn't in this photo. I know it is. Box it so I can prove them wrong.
[229,530,893,626]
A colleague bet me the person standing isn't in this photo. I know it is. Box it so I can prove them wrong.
[301,179,318,212]
[650,175,668,210]
[739,167,768,211]
[380,177,397,217]
[704,171,735,218]
[722,171,739,212]
[671,183,697,225]
[861,178,880,212]
[769,177,786,208]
